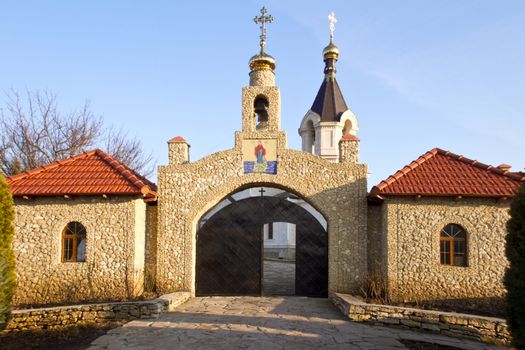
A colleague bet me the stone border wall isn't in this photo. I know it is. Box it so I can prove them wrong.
[329,293,510,346]
[4,292,190,332]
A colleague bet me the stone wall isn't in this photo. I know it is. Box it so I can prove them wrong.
[377,197,510,302]
[12,196,147,306]
[4,292,190,332]
[144,203,158,291]
[168,141,189,165]
[338,139,359,164]
[330,293,510,346]
[158,132,368,295]
[366,203,387,282]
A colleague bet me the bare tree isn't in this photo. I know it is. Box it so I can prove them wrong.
[0,89,154,177]
[103,126,154,178]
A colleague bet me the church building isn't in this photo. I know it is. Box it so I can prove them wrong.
[6,9,523,307]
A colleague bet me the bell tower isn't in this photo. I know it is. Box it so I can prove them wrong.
[241,7,281,135]
[299,12,359,163]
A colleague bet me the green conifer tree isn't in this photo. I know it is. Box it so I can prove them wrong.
[0,174,16,331]
[505,183,525,348]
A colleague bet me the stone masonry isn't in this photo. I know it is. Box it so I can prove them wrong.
[4,292,189,332]
[330,293,511,346]
[368,197,510,302]
[12,196,151,306]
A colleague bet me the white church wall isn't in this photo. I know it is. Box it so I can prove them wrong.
[263,222,296,260]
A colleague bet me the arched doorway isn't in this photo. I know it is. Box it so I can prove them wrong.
[196,186,328,297]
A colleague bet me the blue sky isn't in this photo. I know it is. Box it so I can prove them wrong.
[1,1,524,187]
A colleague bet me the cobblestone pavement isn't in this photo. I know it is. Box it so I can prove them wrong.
[89,297,506,350]
[263,260,295,295]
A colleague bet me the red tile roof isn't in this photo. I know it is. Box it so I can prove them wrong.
[370,148,524,199]
[7,149,157,200]
[341,134,359,141]
[168,136,188,143]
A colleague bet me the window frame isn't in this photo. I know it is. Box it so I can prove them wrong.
[61,221,87,263]
[439,224,467,267]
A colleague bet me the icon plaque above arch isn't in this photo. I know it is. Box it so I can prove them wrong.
[242,139,278,174]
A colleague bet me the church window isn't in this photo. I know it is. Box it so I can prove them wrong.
[342,119,352,135]
[62,222,87,262]
[440,224,467,267]
[305,120,315,153]
[254,97,269,131]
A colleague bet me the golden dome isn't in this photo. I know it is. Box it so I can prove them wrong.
[249,52,276,71]
[323,42,339,60]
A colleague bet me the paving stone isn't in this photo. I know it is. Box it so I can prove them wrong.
[88,297,508,350]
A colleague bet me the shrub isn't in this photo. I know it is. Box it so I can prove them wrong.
[505,183,525,348]
[0,174,16,330]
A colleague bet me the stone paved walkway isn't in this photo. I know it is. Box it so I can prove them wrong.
[263,260,295,295]
[89,297,506,350]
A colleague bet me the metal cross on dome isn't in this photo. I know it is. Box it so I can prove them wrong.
[328,11,337,43]
[254,7,273,54]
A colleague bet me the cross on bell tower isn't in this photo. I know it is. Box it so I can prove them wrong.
[254,7,273,54]
[328,12,337,43]
[241,6,281,135]
[298,12,360,163]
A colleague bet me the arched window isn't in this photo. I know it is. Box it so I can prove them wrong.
[342,119,352,135]
[440,224,467,266]
[303,120,315,154]
[254,97,269,131]
[62,222,86,262]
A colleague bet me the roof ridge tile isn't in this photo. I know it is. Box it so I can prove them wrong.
[92,150,157,195]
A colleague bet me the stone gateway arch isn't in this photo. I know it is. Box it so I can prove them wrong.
[156,36,368,297]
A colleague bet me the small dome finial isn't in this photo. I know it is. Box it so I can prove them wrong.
[323,11,340,61]
[323,12,340,77]
[249,7,276,74]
